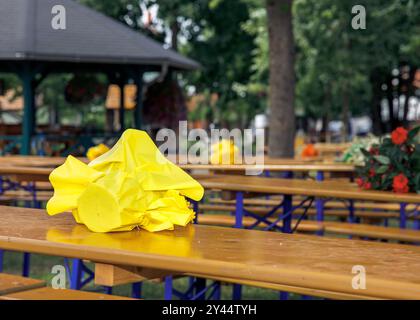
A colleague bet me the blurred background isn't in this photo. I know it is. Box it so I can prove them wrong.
[0,0,418,157]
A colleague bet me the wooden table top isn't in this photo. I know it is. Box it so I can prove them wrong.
[0,166,52,182]
[199,175,420,204]
[1,206,420,299]
[0,156,351,172]
[180,163,355,172]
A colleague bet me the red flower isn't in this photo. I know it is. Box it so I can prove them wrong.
[391,127,408,145]
[356,178,364,187]
[369,168,376,177]
[369,147,379,155]
[393,173,409,193]
[363,181,372,190]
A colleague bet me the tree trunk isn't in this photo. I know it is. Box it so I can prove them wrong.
[266,0,295,158]
[341,84,350,142]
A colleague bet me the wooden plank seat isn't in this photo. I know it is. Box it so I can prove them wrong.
[209,197,419,212]
[0,190,53,202]
[198,204,400,219]
[197,214,420,243]
[0,273,45,295]
[0,286,134,300]
[0,273,133,300]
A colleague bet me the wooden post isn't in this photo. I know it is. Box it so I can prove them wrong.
[118,78,125,132]
[134,72,144,130]
[20,66,36,155]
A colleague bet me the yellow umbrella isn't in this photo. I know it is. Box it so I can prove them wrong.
[47,129,204,233]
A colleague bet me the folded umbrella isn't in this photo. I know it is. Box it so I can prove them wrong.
[47,129,204,233]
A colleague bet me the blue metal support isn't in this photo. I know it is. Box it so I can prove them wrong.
[104,286,113,295]
[315,171,325,236]
[400,203,407,229]
[235,192,244,228]
[132,282,142,299]
[0,250,3,273]
[22,253,31,277]
[232,284,242,300]
[282,195,292,234]
[164,276,173,300]
[348,200,355,223]
[70,259,83,290]
[195,278,207,300]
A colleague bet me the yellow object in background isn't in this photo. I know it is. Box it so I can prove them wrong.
[47,129,204,233]
[86,143,110,161]
[210,139,239,165]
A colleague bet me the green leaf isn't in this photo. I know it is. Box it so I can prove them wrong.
[376,166,388,174]
[408,126,420,140]
[374,155,390,165]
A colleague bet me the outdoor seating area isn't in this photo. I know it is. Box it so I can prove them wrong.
[0,0,419,308]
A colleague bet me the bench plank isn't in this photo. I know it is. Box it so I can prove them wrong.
[0,273,45,295]
[0,287,133,300]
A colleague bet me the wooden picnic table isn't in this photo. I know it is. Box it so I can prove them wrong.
[1,206,420,299]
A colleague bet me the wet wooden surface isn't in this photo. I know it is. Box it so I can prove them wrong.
[1,206,420,299]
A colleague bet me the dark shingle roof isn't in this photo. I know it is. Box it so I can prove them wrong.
[0,0,199,70]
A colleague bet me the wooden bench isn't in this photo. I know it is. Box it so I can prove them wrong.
[0,273,45,295]
[2,206,420,299]
[198,204,400,220]
[209,197,418,213]
[0,273,133,300]
[0,286,133,300]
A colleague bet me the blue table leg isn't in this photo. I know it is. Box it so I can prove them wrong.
[164,276,173,300]
[232,284,242,300]
[0,250,3,272]
[315,171,325,235]
[70,258,83,290]
[279,291,289,300]
[195,277,207,300]
[348,200,355,223]
[235,192,244,228]
[282,195,292,234]
[232,192,244,299]
[213,282,221,300]
[400,203,407,229]
[104,286,113,295]
[193,200,199,224]
[279,194,292,300]
[22,253,31,277]
[132,282,142,299]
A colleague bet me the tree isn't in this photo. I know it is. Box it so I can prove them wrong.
[266,0,295,157]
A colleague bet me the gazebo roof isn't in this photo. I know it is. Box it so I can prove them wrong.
[0,0,199,70]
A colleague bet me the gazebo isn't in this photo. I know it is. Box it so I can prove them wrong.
[0,0,199,154]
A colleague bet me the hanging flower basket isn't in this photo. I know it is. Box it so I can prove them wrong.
[356,126,420,193]
[64,75,105,105]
